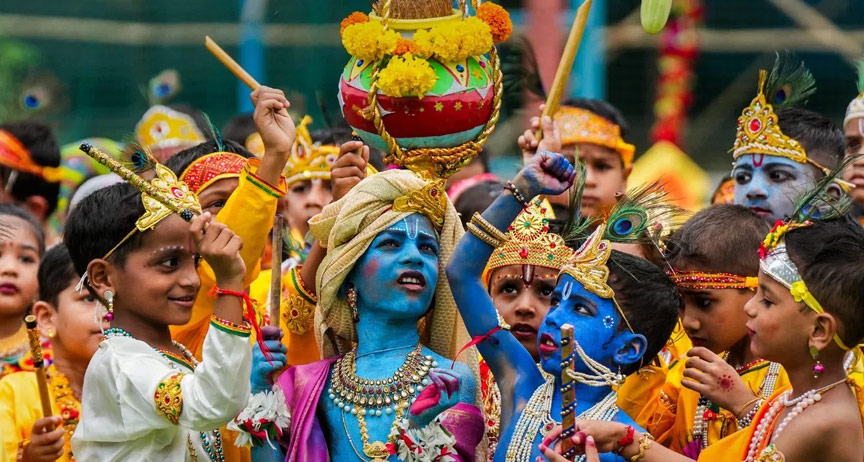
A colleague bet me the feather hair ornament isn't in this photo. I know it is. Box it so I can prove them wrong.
[119,141,159,174]
[764,51,816,110]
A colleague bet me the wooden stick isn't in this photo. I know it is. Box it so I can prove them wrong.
[269,215,284,326]
[560,324,577,461]
[536,0,593,142]
[205,36,261,90]
[25,315,53,418]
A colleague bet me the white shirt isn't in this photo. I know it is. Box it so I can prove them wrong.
[71,326,252,461]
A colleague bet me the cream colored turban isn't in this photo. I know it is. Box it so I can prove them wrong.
[309,169,471,362]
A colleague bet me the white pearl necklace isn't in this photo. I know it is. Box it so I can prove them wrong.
[564,341,625,387]
[744,379,846,462]
[505,371,557,462]
[573,390,620,462]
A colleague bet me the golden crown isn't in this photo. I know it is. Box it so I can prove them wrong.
[135,105,206,152]
[559,224,614,299]
[486,202,574,276]
[392,178,447,229]
[731,70,825,172]
[137,163,202,231]
[284,115,340,186]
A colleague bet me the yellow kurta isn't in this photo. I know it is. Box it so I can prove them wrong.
[0,371,72,462]
[649,358,789,454]
[617,323,692,431]
[171,160,285,359]
[250,262,320,366]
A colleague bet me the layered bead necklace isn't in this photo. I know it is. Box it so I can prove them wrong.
[103,328,224,462]
[504,370,557,462]
[692,359,782,450]
[47,365,80,461]
[330,344,435,462]
[744,378,847,462]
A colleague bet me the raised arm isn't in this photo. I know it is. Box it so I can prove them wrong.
[445,150,575,385]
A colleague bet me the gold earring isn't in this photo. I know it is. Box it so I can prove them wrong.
[104,290,114,322]
[46,328,55,339]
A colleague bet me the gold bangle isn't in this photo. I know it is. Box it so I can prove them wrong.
[470,213,509,242]
[734,396,761,418]
[467,222,503,248]
[629,433,653,462]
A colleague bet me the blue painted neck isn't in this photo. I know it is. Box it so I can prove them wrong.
[354,303,422,357]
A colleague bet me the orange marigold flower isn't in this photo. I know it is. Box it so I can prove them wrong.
[393,37,420,56]
[340,11,369,36]
[477,3,513,43]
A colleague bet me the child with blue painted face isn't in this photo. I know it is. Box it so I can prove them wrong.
[447,152,681,462]
[731,54,845,223]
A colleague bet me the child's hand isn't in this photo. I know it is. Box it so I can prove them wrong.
[512,151,576,200]
[536,429,600,462]
[23,416,65,462]
[407,369,461,429]
[251,86,296,157]
[518,108,562,165]
[681,347,755,415]
[190,213,246,289]
[331,141,370,201]
[251,326,287,393]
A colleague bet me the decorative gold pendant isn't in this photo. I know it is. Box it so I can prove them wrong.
[363,441,390,461]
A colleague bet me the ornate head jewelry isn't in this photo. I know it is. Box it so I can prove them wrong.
[554,106,635,168]
[135,105,206,152]
[179,152,248,194]
[0,129,70,183]
[485,202,574,285]
[284,116,340,187]
[667,270,759,291]
[392,179,447,229]
[845,59,864,131]
[560,224,614,299]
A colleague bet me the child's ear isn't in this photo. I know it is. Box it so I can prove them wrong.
[32,301,58,339]
[810,312,839,352]
[613,332,647,368]
[86,259,116,301]
[621,165,633,183]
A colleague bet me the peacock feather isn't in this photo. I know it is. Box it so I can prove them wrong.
[201,112,225,152]
[147,69,182,106]
[789,154,858,224]
[764,51,816,109]
[119,141,159,174]
[855,58,864,95]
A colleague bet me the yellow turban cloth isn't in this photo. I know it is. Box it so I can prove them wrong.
[309,169,472,362]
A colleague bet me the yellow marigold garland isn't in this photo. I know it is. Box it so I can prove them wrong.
[477,3,513,43]
[412,17,493,63]
[342,21,400,62]
[394,37,422,56]
[340,11,369,35]
[378,54,438,97]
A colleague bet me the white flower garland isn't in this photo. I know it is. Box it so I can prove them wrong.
[228,386,292,449]
[389,417,458,462]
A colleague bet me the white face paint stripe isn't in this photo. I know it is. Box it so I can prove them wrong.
[562,280,573,300]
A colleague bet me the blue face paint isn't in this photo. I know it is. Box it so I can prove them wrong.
[346,213,440,321]
[732,154,820,222]
[537,274,638,378]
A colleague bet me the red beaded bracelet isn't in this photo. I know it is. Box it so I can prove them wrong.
[208,286,273,362]
[615,425,635,454]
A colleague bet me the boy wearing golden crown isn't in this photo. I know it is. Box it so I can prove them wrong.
[731,53,845,222]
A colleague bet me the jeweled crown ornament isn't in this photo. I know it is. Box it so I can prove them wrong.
[392,178,447,229]
[135,105,206,153]
[844,58,864,130]
[560,224,613,299]
[555,107,635,168]
[338,0,510,180]
[139,163,202,231]
[731,52,828,173]
[486,202,574,278]
[284,116,340,186]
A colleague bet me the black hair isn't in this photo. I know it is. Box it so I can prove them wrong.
[665,205,770,276]
[607,250,682,375]
[453,179,504,227]
[164,139,254,178]
[0,203,45,255]
[64,182,145,279]
[221,114,256,146]
[37,244,76,307]
[561,98,629,139]
[785,217,864,348]
[0,121,61,216]
[777,107,844,172]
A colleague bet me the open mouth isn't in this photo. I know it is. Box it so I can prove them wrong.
[538,333,559,356]
[397,271,426,292]
[689,337,706,347]
[511,323,537,340]
[0,283,19,296]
